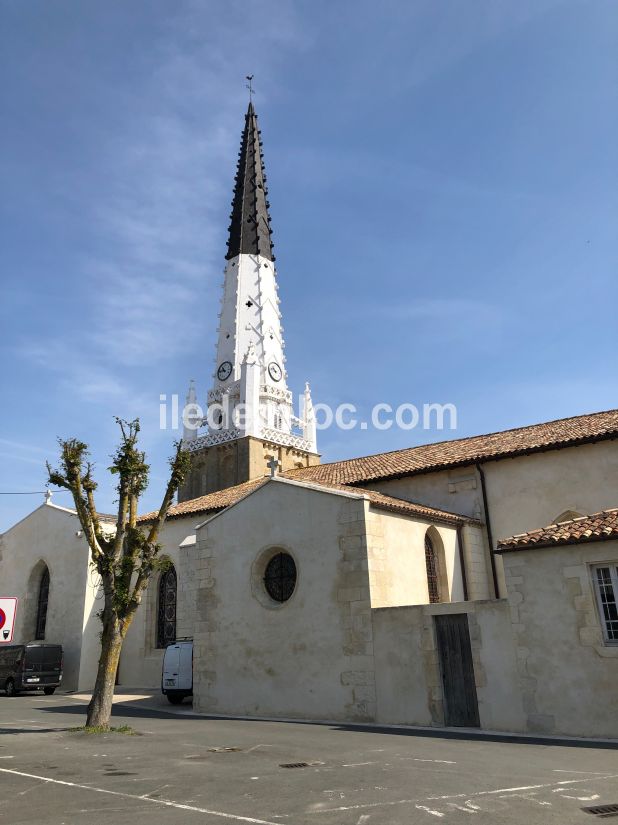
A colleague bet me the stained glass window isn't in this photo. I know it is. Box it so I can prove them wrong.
[425,535,440,604]
[264,553,297,603]
[35,566,50,640]
[157,566,177,648]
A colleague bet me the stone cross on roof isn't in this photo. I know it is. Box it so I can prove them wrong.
[267,457,280,478]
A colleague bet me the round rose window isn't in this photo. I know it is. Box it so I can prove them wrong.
[263,552,297,603]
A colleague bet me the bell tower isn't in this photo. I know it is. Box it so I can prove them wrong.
[178,101,319,501]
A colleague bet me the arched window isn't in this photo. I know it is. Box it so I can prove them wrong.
[35,566,50,640]
[157,565,177,648]
[425,534,441,604]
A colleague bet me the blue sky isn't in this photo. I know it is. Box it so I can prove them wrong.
[1,0,617,529]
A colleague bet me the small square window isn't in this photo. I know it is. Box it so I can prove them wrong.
[592,564,618,643]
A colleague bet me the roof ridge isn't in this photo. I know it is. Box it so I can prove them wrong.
[497,506,618,552]
[288,408,618,472]
[511,507,618,538]
[280,473,477,524]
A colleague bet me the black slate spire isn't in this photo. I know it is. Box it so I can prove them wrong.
[226,101,274,261]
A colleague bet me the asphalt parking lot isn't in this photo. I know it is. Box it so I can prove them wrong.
[1,694,617,824]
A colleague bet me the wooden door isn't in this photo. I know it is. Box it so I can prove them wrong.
[434,614,480,727]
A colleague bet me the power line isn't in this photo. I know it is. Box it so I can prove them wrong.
[0,490,71,495]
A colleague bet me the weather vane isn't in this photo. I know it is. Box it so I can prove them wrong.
[246,74,254,102]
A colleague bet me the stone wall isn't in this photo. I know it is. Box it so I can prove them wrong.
[119,516,196,687]
[364,508,465,607]
[368,440,618,598]
[372,600,526,731]
[179,436,319,500]
[0,503,96,691]
[191,481,379,721]
[501,541,618,738]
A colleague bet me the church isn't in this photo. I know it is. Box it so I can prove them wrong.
[1,102,617,738]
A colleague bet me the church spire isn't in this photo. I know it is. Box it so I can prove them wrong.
[177,100,319,502]
[226,101,274,262]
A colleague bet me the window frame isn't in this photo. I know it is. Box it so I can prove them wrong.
[35,566,50,641]
[263,551,297,603]
[591,563,618,646]
[425,534,441,604]
[251,545,299,610]
[156,565,177,649]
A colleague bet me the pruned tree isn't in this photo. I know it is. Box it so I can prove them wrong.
[47,418,190,729]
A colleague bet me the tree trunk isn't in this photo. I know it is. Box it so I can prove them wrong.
[86,620,123,728]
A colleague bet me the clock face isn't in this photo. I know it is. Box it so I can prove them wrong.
[268,361,282,382]
[217,361,233,382]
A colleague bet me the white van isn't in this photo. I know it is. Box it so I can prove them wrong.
[161,639,193,704]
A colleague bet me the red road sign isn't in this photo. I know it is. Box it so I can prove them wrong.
[0,598,18,642]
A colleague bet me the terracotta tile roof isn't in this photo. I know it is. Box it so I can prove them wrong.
[496,508,618,552]
[138,478,267,522]
[284,409,618,486]
[285,476,476,525]
[139,475,475,526]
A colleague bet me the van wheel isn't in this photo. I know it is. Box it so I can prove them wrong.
[5,679,17,697]
[167,693,184,705]
[43,687,56,695]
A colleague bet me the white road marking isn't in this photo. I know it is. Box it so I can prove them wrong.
[445,802,476,814]
[0,767,280,825]
[0,756,15,759]
[415,804,445,818]
[553,769,613,775]
[306,772,618,814]
[67,805,154,814]
[498,793,552,806]
[342,762,376,767]
[140,783,171,798]
[555,792,600,802]
[18,782,43,797]
[412,759,456,765]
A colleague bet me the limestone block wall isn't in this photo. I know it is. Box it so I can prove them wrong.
[485,441,618,595]
[461,523,492,600]
[364,508,465,607]
[119,516,196,688]
[179,436,320,501]
[77,564,105,691]
[0,503,92,691]
[191,480,378,721]
[501,541,618,738]
[365,440,618,599]
[372,600,525,732]
[177,537,199,640]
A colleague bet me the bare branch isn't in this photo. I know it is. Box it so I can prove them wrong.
[48,420,189,729]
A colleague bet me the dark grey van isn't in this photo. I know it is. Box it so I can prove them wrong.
[0,643,63,696]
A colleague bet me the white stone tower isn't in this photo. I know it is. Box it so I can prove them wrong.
[179,101,319,500]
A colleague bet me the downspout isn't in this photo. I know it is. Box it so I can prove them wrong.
[455,522,469,601]
[476,462,500,599]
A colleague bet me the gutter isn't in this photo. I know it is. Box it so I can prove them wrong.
[476,462,500,599]
[456,522,469,601]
